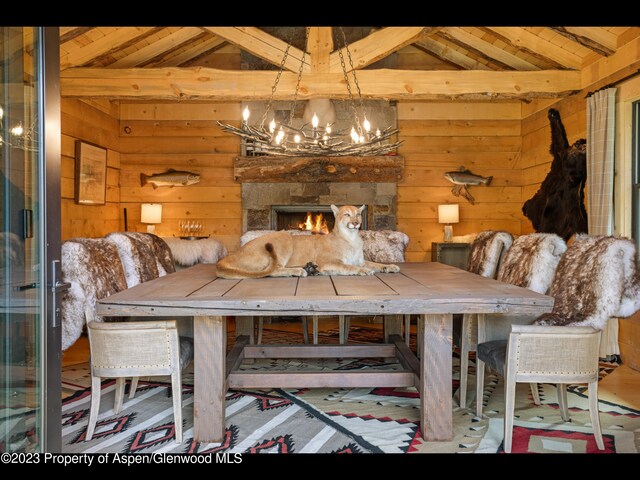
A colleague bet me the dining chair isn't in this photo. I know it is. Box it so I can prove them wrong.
[86,320,194,444]
[477,325,603,453]
[454,230,513,408]
[458,233,566,408]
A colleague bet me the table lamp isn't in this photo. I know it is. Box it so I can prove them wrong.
[438,204,459,242]
[141,203,162,234]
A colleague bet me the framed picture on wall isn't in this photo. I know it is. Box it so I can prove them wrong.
[75,141,107,205]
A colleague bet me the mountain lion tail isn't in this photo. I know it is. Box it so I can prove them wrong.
[215,243,279,279]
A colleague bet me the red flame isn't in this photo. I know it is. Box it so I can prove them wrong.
[299,212,329,235]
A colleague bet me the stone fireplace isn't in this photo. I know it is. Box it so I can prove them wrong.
[242,182,387,232]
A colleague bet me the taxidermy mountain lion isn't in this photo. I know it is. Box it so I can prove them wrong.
[216,205,401,279]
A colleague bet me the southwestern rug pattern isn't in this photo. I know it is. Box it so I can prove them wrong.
[59,324,640,454]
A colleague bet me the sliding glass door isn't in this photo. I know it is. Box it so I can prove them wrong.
[1,27,61,453]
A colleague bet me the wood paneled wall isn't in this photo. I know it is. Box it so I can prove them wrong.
[397,101,522,262]
[61,98,121,239]
[118,102,242,252]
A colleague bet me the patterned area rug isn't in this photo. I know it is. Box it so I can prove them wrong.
[60,324,640,454]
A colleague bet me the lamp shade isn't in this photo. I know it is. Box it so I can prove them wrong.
[141,203,162,224]
[438,204,459,224]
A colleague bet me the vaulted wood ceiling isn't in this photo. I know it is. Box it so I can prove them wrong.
[59,26,640,101]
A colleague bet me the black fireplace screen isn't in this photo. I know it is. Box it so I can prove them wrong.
[271,205,368,233]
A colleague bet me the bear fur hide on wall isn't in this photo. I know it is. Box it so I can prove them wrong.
[522,108,588,241]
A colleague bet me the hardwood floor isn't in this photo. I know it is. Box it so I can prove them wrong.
[62,317,640,410]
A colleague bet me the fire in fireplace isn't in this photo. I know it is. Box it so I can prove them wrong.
[271,205,367,233]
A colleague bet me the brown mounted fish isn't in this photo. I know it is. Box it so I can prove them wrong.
[140,169,200,189]
[444,166,492,205]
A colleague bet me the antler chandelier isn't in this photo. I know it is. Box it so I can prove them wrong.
[217,27,401,157]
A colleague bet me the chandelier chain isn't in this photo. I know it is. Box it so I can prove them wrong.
[337,29,362,135]
[260,32,294,129]
[288,27,309,126]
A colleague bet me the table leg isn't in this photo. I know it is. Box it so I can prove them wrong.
[235,316,255,344]
[194,315,227,443]
[383,315,403,342]
[419,313,453,441]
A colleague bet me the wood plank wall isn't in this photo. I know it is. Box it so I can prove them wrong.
[396,101,523,262]
[61,98,121,239]
[118,102,242,252]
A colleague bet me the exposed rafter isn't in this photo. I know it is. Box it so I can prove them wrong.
[60,67,580,101]
[552,27,616,57]
[487,27,582,69]
[60,27,156,70]
[439,27,541,71]
[108,27,203,68]
[414,37,492,70]
[201,27,310,72]
[152,35,227,67]
[328,27,430,72]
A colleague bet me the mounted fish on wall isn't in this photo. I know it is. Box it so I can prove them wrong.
[140,169,200,189]
[444,167,492,205]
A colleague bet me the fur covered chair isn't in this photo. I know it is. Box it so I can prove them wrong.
[535,235,640,329]
[466,230,514,277]
[61,238,128,351]
[466,233,567,410]
[455,230,514,408]
[162,237,228,268]
[105,232,172,288]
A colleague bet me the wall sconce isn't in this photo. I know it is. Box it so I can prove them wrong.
[438,204,459,242]
[141,203,162,234]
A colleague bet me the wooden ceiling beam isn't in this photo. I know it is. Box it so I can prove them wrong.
[439,27,540,71]
[328,27,430,72]
[487,27,582,69]
[202,27,310,72]
[414,37,492,70]
[59,27,95,45]
[108,27,203,68]
[308,27,333,73]
[152,35,227,67]
[60,27,157,70]
[551,27,616,57]
[60,67,580,101]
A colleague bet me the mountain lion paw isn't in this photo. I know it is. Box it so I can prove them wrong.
[382,264,400,273]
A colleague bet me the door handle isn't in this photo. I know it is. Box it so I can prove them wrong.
[50,260,70,328]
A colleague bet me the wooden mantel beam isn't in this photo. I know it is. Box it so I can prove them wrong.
[60,67,581,101]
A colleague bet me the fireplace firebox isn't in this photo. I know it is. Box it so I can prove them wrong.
[271,205,368,233]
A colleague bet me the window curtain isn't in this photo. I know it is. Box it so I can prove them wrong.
[586,87,618,358]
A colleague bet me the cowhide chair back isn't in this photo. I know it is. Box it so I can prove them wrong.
[497,233,567,294]
[466,230,514,278]
[535,235,640,330]
[61,238,128,351]
[105,232,166,288]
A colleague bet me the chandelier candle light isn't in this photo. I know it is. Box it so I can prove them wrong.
[217,27,401,157]
[438,204,459,243]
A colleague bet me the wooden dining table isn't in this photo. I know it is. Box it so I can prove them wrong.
[96,262,554,443]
